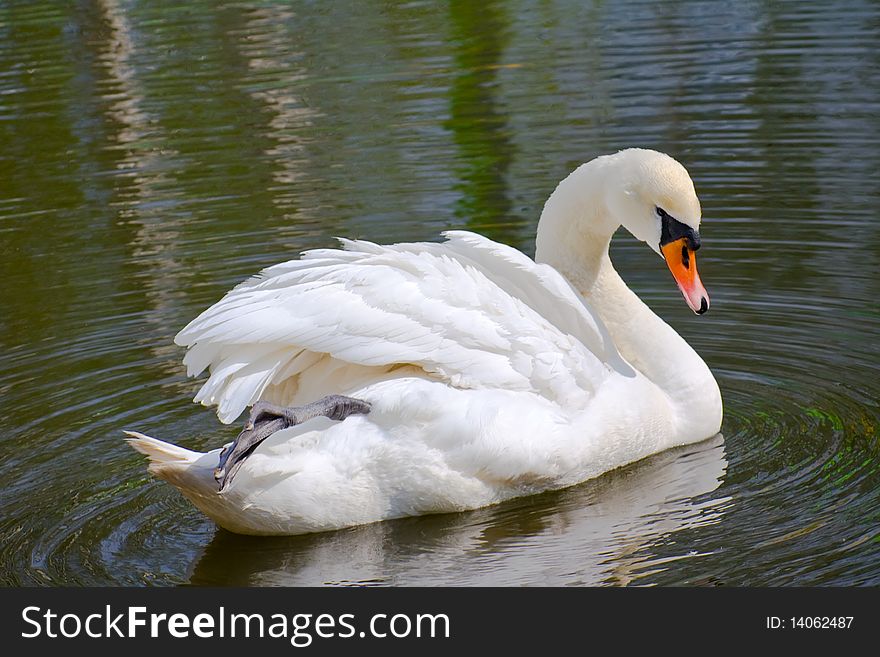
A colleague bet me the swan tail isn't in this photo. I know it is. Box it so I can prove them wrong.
[125,430,283,535]
[125,430,200,469]
[124,431,218,497]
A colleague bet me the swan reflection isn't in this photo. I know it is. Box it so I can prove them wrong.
[188,434,728,586]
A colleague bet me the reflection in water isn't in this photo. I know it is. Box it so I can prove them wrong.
[189,436,728,586]
[446,0,517,241]
[93,0,190,373]
[234,4,318,229]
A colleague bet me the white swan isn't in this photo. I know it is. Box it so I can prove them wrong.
[127,148,723,536]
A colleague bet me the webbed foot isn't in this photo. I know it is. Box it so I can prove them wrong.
[214,395,372,493]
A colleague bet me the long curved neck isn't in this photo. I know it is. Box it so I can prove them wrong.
[535,159,618,293]
[534,161,717,429]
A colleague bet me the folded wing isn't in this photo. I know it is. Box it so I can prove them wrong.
[175,231,628,423]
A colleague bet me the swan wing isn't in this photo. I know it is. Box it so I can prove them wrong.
[175,231,621,423]
[436,231,626,368]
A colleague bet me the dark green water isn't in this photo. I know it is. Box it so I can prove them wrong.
[1,0,878,586]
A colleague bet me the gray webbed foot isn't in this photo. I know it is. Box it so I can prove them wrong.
[214,394,372,493]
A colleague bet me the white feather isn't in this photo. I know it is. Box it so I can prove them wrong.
[175,231,617,423]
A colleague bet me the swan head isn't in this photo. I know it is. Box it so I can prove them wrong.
[605,149,710,314]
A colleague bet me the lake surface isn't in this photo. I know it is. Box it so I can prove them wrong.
[1,0,878,586]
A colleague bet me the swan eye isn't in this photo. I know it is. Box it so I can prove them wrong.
[655,206,668,219]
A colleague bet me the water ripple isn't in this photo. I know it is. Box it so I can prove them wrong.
[0,0,878,586]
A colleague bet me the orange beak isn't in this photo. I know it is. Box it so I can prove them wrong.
[661,238,709,314]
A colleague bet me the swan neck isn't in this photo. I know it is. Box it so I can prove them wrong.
[533,160,722,441]
[534,160,618,288]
